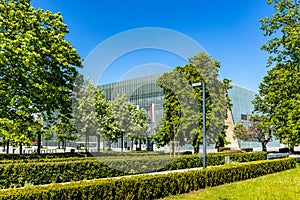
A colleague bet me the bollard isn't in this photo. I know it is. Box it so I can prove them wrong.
[225,156,230,165]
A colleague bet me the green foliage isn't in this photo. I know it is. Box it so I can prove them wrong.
[253,0,300,148]
[0,152,90,160]
[233,115,273,151]
[154,52,232,153]
[94,87,119,146]
[0,152,267,189]
[0,158,295,199]
[165,162,300,200]
[0,0,82,145]
[73,79,99,150]
[51,116,78,149]
[0,118,31,144]
[111,94,149,151]
[218,147,231,152]
[241,148,253,152]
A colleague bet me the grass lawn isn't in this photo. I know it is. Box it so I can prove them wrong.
[164,164,300,200]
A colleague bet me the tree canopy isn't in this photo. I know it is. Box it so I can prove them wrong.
[253,0,300,149]
[0,0,82,149]
[153,52,231,153]
[111,94,149,152]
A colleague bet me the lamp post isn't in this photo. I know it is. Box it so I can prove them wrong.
[192,82,207,169]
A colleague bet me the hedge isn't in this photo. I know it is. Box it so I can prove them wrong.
[0,151,166,161]
[0,151,267,164]
[0,152,266,188]
[0,158,296,200]
[0,152,89,160]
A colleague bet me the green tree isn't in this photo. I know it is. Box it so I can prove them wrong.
[153,52,231,153]
[52,116,78,150]
[154,70,196,153]
[253,0,300,151]
[0,117,39,153]
[127,104,149,150]
[41,126,53,147]
[215,79,233,150]
[95,88,120,151]
[0,0,82,153]
[73,79,99,152]
[233,115,273,151]
[112,94,148,152]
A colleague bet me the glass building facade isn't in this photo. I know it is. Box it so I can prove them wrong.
[228,84,279,148]
[99,74,280,149]
[99,74,164,136]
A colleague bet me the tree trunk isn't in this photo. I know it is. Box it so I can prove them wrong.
[19,143,22,155]
[63,140,66,150]
[262,142,267,152]
[139,138,142,150]
[194,146,199,154]
[37,130,41,154]
[97,134,100,152]
[261,137,271,152]
[107,141,112,151]
[171,142,175,155]
[3,138,6,153]
[85,132,88,153]
[121,132,124,153]
[6,140,9,154]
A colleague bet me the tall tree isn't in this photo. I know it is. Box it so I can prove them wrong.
[95,87,120,152]
[253,0,300,151]
[154,72,185,150]
[128,103,149,150]
[73,79,99,152]
[112,94,148,152]
[52,116,78,149]
[0,0,82,153]
[153,52,231,153]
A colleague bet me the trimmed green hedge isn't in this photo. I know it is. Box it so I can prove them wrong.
[0,152,89,160]
[0,151,267,164]
[0,158,296,200]
[241,148,253,152]
[0,152,266,188]
[0,151,166,161]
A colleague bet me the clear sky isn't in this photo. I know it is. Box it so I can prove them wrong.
[31,0,275,92]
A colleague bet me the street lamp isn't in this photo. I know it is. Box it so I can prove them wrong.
[192,82,207,169]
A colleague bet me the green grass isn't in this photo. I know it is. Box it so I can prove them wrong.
[164,164,300,200]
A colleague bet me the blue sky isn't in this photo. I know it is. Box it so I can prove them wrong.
[31,0,275,91]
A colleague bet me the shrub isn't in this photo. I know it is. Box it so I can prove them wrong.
[241,148,253,152]
[279,148,289,153]
[0,151,165,161]
[0,158,295,200]
[0,152,267,189]
[218,147,230,152]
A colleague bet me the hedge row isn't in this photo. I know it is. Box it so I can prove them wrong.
[0,158,296,200]
[0,151,267,164]
[0,152,90,160]
[0,151,166,160]
[0,152,266,188]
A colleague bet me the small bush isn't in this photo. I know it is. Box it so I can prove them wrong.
[279,148,289,153]
[218,147,230,152]
[241,148,253,152]
[180,151,193,155]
